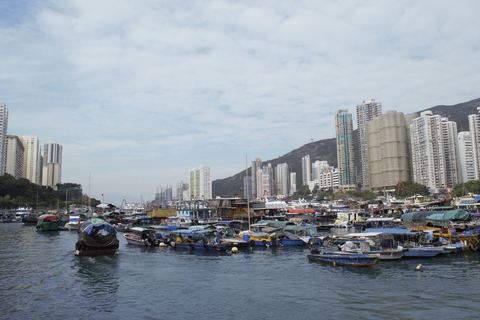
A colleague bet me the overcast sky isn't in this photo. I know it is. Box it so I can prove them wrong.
[1,0,479,205]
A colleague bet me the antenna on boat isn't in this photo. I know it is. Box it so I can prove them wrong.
[246,154,250,229]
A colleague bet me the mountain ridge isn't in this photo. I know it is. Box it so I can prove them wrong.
[212,97,480,198]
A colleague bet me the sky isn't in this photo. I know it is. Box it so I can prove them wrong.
[1,0,479,205]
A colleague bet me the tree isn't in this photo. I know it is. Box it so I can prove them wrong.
[395,181,429,197]
[292,185,312,200]
[453,180,480,197]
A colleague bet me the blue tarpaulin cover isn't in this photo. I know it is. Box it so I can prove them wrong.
[80,219,117,236]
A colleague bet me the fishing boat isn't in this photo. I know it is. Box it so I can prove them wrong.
[338,233,405,260]
[169,229,227,251]
[402,246,445,257]
[307,250,379,267]
[15,207,32,222]
[124,228,159,246]
[22,215,38,226]
[275,231,307,246]
[75,219,119,257]
[283,225,329,245]
[65,213,86,230]
[36,214,61,231]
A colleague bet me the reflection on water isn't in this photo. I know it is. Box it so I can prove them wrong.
[74,256,119,316]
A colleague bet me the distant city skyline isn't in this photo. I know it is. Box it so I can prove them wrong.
[1,1,479,204]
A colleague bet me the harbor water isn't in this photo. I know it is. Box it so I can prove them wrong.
[1,223,480,320]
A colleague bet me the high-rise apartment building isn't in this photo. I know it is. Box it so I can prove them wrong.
[309,165,338,192]
[275,163,289,197]
[335,109,356,189]
[367,110,417,190]
[301,155,311,186]
[6,135,24,178]
[19,135,42,184]
[0,102,8,176]
[410,111,459,190]
[243,175,253,199]
[189,165,212,200]
[468,107,480,180]
[457,131,476,183]
[176,181,189,201]
[356,99,382,189]
[289,172,297,196]
[261,163,274,198]
[42,141,63,187]
[251,158,262,199]
[311,160,329,181]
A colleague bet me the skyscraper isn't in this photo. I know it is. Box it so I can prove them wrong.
[457,131,476,183]
[301,155,311,186]
[6,135,24,179]
[189,165,212,200]
[356,99,382,188]
[335,109,356,189]
[311,160,328,181]
[42,141,63,187]
[289,172,297,196]
[0,103,8,176]
[410,111,459,190]
[275,163,289,196]
[367,110,417,190]
[19,135,42,184]
[261,163,274,198]
[176,181,189,201]
[468,107,480,180]
[251,158,262,198]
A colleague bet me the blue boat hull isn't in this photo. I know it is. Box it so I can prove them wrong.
[173,242,227,251]
[403,248,443,257]
[307,252,378,267]
[279,239,307,246]
[251,240,277,247]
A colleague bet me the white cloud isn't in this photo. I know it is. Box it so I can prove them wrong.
[1,0,480,203]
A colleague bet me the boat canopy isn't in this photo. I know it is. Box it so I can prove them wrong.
[364,228,419,235]
[81,219,117,236]
[366,217,394,222]
[38,214,59,221]
[123,215,151,221]
[401,210,471,221]
[256,220,295,228]
[345,232,383,237]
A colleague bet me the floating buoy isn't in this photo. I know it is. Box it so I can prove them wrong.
[333,262,336,267]
[415,264,422,271]
[159,242,167,247]
[231,247,238,254]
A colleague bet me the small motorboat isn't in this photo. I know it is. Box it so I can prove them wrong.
[124,229,159,247]
[307,249,379,267]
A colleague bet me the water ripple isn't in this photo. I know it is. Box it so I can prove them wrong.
[2,224,480,319]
